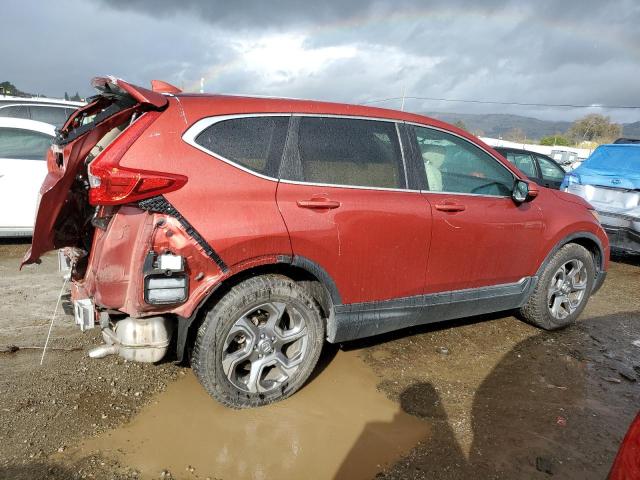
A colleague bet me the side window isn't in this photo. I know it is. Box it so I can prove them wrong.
[0,128,52,160]
[30,106,69,127]
[296,117,404,189]
[504,152,537,178]
[195,116,289,177]
[413,126,514,196]
[536,155,565,182]
[0,105,30,119]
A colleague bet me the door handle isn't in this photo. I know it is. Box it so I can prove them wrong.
[296,199,341,209]
[434,203,466,212]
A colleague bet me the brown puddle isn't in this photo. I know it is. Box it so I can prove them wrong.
[65,350,429,479]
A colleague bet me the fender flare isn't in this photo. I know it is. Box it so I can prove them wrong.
[174,255,342,362]
[535,231,607,294]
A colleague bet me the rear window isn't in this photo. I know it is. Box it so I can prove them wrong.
[582,145,640,174]
[30,106,69,127]
[0,127,52,160]
[296,117,404,189]
[195,116,289,177]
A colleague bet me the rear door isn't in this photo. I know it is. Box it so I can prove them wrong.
[535,154,565,189]
[0,127,52,233]
[276,116,431,305]
[408,125,544,292]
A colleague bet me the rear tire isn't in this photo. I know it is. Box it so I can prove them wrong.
[192,274,325,408]
[520,243,595,330]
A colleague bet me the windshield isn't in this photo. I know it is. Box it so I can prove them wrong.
[581,145,640,174]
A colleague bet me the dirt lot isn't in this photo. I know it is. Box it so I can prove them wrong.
[1,240,639,479]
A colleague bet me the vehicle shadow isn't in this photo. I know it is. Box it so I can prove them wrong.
[337,312,640,479]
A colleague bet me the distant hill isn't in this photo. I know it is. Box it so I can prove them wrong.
[423,112,640,141]
[622,121,640,138]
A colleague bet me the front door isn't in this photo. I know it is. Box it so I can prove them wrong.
[276,116,432,305]
[408,125,544,293]
[0,127,51,233]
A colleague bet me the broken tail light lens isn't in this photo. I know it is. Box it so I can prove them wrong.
[145,276,188,304]
[88,111,187,206]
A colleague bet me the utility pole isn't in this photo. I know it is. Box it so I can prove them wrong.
[400,85,407,111]
[200,77,204,94]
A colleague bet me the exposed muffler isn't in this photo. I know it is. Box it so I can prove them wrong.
[88,316,173,363]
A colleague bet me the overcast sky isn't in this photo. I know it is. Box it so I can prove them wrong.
[3,0,640,122]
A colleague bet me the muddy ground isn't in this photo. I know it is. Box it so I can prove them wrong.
[0,240,639,479]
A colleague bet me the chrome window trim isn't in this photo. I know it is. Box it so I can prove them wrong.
[405,120,518,198]
[183,113,412,191]
[182,113,290,182]
[279,178,421,193]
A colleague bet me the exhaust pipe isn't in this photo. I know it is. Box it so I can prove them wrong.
[88,316,173,363]
[88,344,119,359]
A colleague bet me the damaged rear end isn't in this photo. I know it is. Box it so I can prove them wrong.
[25,77,221,363]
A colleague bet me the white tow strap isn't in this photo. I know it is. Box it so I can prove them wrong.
[40,277,69,365]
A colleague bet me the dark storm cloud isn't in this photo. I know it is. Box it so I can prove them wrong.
[2,0,640,122]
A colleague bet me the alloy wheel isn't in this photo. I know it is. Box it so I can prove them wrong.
[221,301,309,394]
[547,259,588,320]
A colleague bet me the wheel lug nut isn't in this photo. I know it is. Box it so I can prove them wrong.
[260,333,265,339]
[271,337,275,342]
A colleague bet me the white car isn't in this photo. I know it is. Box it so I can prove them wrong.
[0,118,55,237]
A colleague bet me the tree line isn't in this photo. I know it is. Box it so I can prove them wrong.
[1,80,83,101]
[454,114,622,147]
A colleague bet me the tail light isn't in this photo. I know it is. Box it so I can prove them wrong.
[88,111,187,206]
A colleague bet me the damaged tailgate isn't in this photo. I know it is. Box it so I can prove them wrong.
[22,77,168,266]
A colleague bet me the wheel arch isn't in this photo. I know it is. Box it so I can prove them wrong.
[536,231,606,282]
[175,255,340,362]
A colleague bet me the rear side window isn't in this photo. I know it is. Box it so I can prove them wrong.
[412,126,514,196]
[30,106,69,127]
[504,151,536,178]
[296,117,404,189]
[536,155,565,181]
[195,116,289,177]
[0,105,30,119]
[0,128,52,160]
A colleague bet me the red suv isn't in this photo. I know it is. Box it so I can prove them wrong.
[24,77,609,408]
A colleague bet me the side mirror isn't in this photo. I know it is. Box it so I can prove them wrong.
[512,179,538,203]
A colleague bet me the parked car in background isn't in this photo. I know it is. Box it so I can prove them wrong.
[0,118,55,236]
[494,147,566,189]
[24,76,608,408]
[0,97,83,128]
[551,149,580,169]
[562,144,640,254]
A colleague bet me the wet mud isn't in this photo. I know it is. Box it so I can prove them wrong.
[66,350,429,480]
[1,241,639,479]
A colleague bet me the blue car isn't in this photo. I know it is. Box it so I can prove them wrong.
[561,143,640,253]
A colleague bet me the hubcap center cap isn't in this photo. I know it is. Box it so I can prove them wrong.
[561,283,571,293]
[258,339,274,355]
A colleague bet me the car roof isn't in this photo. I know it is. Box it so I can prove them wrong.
[494,146,546,155]
[0,96,85,108]
[0,102,79,110]
[174,93,465,131]
[0,117,56,136]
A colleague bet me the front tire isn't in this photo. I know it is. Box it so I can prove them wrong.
[192,274,325,408]
[520,243,595,330]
